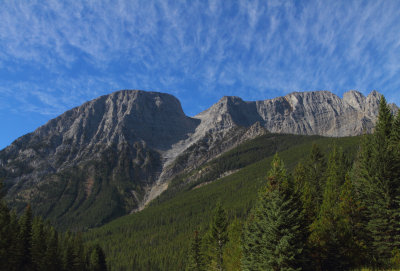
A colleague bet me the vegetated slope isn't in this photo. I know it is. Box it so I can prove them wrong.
[1,89,392,230]
[0,90,198,230]
[84,134,360,270]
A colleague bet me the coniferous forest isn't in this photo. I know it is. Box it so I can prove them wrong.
[0,188,107,271]
[186,97,400,270]
[1,96,400,270]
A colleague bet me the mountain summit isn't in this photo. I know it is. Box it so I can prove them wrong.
[0,89,396,229]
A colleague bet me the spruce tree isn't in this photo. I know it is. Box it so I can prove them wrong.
[301,144,327,225]
[367,97,398,266]
[308,146,350,270]
[44,226,61,271]
[0,181,12,271]
[390,111,400,267]
[7,210,20,271]
[353,96,400,267]
[17,204,33,270]
[223,219,242,271]
[337,175,368,267]
[206,202,229,271]
[242,154,306,271]
[89,244,107,271]
[186,230,205,271]
[62,232,75,271]
[31,217,47,270]
[72,233,86,271]
[293,162,306,194]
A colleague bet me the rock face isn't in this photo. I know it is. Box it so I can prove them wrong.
[0,89,396,228]
[195,90,397,138]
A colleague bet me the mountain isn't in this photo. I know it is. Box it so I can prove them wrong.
[0,89,396,229]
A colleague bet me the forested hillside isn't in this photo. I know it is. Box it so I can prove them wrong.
[84,133,360,270]
[85,97,400,270]
[0,182,108,271]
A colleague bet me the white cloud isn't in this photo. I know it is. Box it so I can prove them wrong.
[0,0,399,119]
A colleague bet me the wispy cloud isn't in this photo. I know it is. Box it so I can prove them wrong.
[0,0,399,119]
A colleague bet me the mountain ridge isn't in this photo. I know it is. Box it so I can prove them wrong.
[0,89,397,228]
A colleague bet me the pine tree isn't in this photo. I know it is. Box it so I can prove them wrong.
[44,226,61,271]
[223,219,242,271]
[89,244,107,271]
[337,175,368,267]
[389,110,400,265]
[7,210,20,271]
[186,230,205,271]
[0,181,12,271]
[205,202,229,271]
[31,217,47,270]
[17,204,33,270]
[242,154,306,271]
[72,233,86,271]
[62,232,75,271]
[301,144,327,225]
[308,146,350,270]
[293,162,306,194]
[352,96,400,267]
[367,97,398,266]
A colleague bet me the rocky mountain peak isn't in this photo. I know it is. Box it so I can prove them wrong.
[1,89,398,228]
[343,90,366,111]
[1,90,199,186]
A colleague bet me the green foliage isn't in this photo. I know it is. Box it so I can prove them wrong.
[0,186,108,271]
[351,98,400,268]
[222,219,242,271]
[301,144,327,226]
[308,147,352,270]
[204,202,229,270]
[84,134,360,270]
[241,154,306,271]
[88,244,107,271]
[31,217,47,270]
[17,205,33,270]
[186,230,205,271]
[156,134,326,204]
[0,199,12,271]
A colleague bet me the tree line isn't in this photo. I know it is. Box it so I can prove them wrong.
[0,184,107,271]
[187,96,400,270]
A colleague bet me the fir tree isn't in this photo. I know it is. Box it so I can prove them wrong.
[62,232,75,271]
[44,226,60,271]
[186,230,205,271]
[7,210,20,271]
[206,202,229,271]
[242,154,306,271]
[17,204,33,270]
[31,217,47,270]
[337,175,368,267]
[293,162,307,194]
[353,96,400,267]
[301,144,327,225]
[308,146,350,270]
[223,219,242,271]
[88,244,107,271]
[0,181,12,271]
[72,233,86,271]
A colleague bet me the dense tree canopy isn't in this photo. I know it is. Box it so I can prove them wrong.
[0,184,108,271]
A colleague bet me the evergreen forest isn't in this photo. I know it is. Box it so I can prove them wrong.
[188,97,400,270]
[0,184,107,271]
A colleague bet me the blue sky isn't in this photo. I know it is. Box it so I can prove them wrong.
[1,0,400,149]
